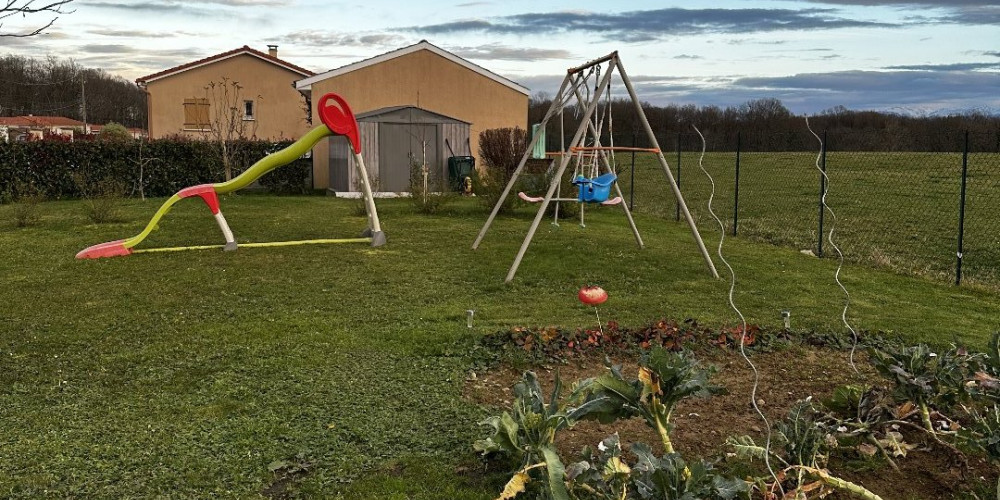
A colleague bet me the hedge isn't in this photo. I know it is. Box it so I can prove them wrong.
[0,138,312,200]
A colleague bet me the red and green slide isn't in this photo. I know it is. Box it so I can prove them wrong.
[77,93,385,259]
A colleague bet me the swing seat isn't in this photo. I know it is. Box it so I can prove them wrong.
[572,173,617,203]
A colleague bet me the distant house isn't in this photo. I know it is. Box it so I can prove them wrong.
[136,45,314,141]
[294,40,529,193]
[0,115,85,141]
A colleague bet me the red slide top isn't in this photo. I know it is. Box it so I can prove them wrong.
[318,93,361,154]
[177,184,221,214]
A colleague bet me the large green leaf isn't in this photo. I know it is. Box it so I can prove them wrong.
[711,475,750,499]
[540,445,570,500]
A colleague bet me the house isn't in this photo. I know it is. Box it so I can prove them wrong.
[0,115,85,141]
[295,40,529,193]
[136,45,314,141]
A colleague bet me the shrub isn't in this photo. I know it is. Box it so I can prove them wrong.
[8,182,44,227]
[408,161,455,214]
[351,171,380,217]
[75,175,126,224]
[476,127,528,214]
[0,138,311,199]
[97,122,132,142]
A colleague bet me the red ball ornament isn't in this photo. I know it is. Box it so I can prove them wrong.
[578,285,608,306]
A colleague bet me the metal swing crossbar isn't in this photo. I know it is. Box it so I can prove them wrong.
[76,92,386,259]
[569,146,661,154]
[472,51,720,283]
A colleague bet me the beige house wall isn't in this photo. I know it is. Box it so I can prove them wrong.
[144,54,310,140]
[308,49,528,190]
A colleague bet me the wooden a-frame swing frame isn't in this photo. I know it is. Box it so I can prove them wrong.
[472,52,720,283]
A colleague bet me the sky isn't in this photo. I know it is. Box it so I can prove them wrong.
[3,0,999,115]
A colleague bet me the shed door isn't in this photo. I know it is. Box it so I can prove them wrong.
[328,136,350,192]
[379,123,438,192]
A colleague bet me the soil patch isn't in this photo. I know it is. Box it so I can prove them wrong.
[465,345,997,499]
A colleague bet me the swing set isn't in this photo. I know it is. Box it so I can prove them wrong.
[473,52,719,283]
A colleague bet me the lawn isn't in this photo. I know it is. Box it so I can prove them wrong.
[614,150,1000,289]
[2,193,1000,497]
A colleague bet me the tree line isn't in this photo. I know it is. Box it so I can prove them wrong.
[0,54,146,129]
[529,95,1000,153]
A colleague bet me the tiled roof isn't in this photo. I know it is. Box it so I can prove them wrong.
[0,116,85,127]
[136,45,314,84]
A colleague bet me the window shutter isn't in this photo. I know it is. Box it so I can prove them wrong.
[183,98,210,129]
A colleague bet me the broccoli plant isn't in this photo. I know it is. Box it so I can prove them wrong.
[571,348,724,454]
[564,434,749,500]
[474,371,575,500]
[869,343,975,432]
[729,401,884,500]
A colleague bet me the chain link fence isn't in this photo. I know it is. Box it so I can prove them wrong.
[603,129,1000,290]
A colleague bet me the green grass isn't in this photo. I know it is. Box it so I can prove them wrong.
[2,193,1000,497]
[615,150,1000,289]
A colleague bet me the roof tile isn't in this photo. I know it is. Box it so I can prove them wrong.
[136,45,314,84]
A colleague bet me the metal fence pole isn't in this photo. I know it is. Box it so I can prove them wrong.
[675,131,681,221]
[956,130,969,286]
[630,130,636,210]
[733,131,741,236]
[818,130,827,257]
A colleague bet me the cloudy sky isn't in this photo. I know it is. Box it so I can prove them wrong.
[3,0,998,114]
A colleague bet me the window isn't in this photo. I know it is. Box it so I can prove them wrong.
[243,100,254,121]
[183,98,210,130]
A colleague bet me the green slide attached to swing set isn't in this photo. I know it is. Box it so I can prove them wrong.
[76,92,385,259]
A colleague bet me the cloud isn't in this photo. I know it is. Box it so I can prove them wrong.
[449,44,572,61]
[83,1,190,13]
[456,1,490,6]
[885,62,1000,70]
[673,54,703,60]
[87,28,197,38]
[411,8,896,42]
[515,68,999,114]
[79,44,139,54]
[780,0,996,6]
[280,30,405,48]
[781,0,1000,25]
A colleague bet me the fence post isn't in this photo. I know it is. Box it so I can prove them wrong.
[817,130,827,257]
[733,131,741,236]
[956,130,969,286]
[676,131,681,221]
[630,130,636,210]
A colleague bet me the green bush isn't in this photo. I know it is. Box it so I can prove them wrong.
[8,182,43,227]
[409,161,455,214]
[75,175,126,224]
[97,122,132,142]
[0,138,311,199]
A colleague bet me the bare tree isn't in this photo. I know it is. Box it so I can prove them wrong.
[0,0,74,37]
[204,77,260,181]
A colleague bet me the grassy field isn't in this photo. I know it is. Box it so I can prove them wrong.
[2,194,1000,497]
[613,150,1000,289]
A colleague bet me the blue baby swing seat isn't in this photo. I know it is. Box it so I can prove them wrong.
[572,172,618,203]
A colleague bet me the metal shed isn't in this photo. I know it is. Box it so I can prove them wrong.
[328,106,471,193]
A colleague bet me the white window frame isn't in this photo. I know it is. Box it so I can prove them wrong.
[243,100,255,121]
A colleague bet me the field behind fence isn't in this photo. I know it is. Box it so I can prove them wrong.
[602,130,1000,289]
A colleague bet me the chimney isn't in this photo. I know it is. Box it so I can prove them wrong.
[267,45,278,58]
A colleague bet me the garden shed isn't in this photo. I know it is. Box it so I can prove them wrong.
[295,40,529,191]
[328,106,471,193]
